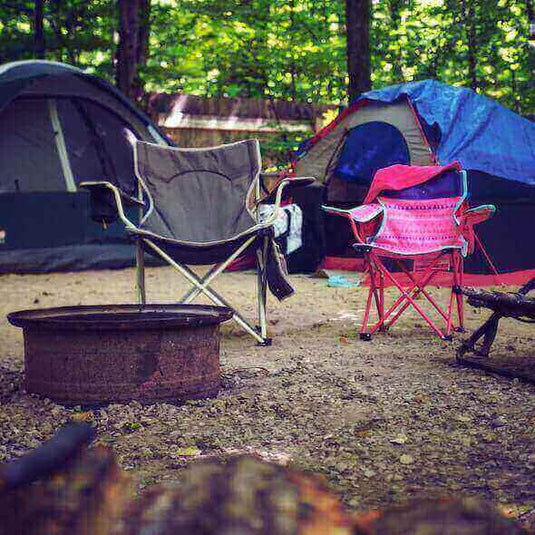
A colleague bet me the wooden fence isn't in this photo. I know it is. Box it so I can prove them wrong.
[148,93,335,167]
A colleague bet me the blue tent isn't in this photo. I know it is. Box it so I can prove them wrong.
[294,80,535,282]
[361,80,535,187]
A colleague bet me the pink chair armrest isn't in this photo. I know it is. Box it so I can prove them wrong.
[460,204,496,226]
[349,203,383,223]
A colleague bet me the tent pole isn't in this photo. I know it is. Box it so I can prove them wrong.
[48,99,76,192]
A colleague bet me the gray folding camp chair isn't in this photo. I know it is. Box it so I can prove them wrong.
[81,138,313,344]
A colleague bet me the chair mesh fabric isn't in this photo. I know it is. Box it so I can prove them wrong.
[136,140,260,243]
[372,197,464,255]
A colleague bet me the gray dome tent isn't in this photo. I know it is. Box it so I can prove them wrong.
[0,60,171,273]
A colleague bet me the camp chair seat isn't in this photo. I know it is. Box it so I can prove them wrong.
[81,138,314,345]
[127,226,268,266]
[324,163,496,341]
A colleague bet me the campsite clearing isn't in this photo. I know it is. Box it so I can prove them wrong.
[0,267,534,519]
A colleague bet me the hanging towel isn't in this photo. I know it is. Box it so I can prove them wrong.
[260,204,303,255]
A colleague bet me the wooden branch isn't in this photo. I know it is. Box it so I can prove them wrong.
[462,287,535,319]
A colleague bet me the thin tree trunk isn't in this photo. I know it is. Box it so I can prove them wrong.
[290,0,297,101]
[116,0,151,103]
[511,68,519,113]
[345,0,371,101]
[34,0,45,59]
[526,0,533,21]
[388,0,404,82]
[526,0,535,107]
[462,0,478,90]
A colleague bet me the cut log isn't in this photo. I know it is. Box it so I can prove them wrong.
[119,455,353,535]
[457,282,535,378]
[353,497,530,534]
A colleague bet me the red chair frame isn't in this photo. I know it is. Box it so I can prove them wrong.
[323,172,496,341]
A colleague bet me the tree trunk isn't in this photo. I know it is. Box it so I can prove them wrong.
[33,0,45,59]
[462,0,478,90]
[526,0,533,21]
[388,0,404,82]
[345,0,371,101]
[116,0,151,104]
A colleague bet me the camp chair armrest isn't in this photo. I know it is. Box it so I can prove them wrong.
[80,181,145,207]
[80,181,138,229]
[459,204,496,226]
[324,203,383,223]
[322,204,377,244]
[259,176,315,204]
[322,205,353,220]
[256,177,315,225]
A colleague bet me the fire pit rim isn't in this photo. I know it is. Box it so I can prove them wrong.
[7,304,234,331]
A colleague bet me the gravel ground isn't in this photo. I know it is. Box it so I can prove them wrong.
[0,267,534,521]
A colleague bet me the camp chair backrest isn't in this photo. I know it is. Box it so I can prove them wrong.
[371,171,468,255]
[135,140,261,243]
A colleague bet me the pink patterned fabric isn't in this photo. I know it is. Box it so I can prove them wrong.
[370,196,465,255]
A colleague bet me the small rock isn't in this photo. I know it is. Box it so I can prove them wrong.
[363,468,376,478]
[390,434,408,445]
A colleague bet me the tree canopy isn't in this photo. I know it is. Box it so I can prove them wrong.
[1,0,533,114]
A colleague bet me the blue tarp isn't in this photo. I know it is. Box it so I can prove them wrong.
[358,80,535,186]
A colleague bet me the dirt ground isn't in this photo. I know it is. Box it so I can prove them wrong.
[1,267,534,521]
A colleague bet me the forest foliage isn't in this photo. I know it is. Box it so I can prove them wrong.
[1,0,533,114]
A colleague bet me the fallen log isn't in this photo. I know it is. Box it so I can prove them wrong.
[457,279,535,368]
[462,287,535,320]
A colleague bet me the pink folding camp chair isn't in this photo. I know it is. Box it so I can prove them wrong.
[324,163,496,340]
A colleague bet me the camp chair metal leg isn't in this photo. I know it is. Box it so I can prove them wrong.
[178,236,256,305]
[360,286,375,341]
[378,272,385,328]
[135,239,146,306]
[371,254,447,339]
[143,238,266,344]
[453,252,465,331]
[364,257,415,335]
[382,269,438,331]
[179,263,221,304]
[446,288,455,339]
[256,237,270,345]
[360,257,376,341]
[443,253,458,338]
[371,271,382,322]
[388,258,447,326]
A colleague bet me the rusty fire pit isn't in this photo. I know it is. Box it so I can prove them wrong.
[7,304,233,405]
